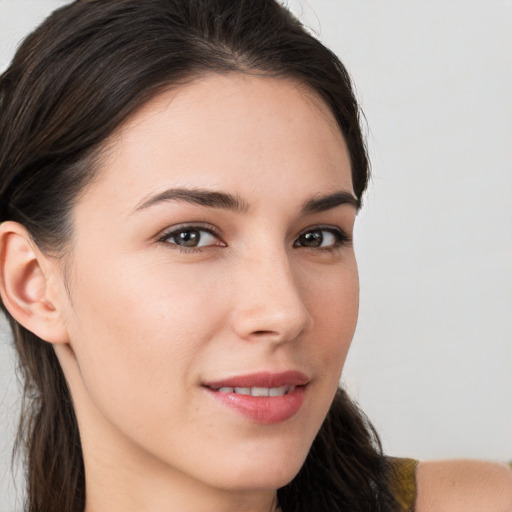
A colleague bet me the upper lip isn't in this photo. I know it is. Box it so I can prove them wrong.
[204,370,310,389]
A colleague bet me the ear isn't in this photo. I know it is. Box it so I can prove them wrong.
[0,221,69,344]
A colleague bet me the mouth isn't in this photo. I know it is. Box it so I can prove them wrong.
[202,371,309,424]
[207,384,297,397]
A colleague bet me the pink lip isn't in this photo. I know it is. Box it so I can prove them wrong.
[204,370,309,389]
[203,371,309,425]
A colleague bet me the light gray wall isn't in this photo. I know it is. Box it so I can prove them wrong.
[1,0,511,510]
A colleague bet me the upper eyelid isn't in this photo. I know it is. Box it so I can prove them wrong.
[296,224,349,237]
[157,222,222,240]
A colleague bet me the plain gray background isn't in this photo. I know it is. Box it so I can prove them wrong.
[1,0,511,510]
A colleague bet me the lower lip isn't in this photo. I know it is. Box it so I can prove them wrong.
[204,386,307,425]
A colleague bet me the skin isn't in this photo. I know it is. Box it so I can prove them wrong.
[416,460,512,512]
[5,74,359,512]
[0,73,510,511]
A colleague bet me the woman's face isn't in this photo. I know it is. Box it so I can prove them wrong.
[54,74,359,503]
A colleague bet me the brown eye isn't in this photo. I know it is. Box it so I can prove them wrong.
[164,228,219,248]
[297,230,323,247]
[294,228,346,249]
[173,230,201,247]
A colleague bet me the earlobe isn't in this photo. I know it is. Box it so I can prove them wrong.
[0,221,69,344]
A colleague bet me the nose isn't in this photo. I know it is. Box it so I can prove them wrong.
[229,250,312,344]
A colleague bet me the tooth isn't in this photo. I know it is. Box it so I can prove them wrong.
[269,385,287,397]
[234,387,251,395]
[216,385,296,396]
[251,387,269,397]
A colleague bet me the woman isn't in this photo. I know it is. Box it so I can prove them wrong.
[0,1,510,511]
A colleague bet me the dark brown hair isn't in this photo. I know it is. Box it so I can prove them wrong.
[0,1,397,510]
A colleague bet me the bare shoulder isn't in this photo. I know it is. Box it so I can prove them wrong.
[415,459,512,512]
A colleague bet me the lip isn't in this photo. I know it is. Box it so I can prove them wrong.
[203,371,309,425]
[204,370,309,389]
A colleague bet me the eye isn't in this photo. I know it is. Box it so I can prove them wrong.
[293,227,350,249]
[159,225,224,250]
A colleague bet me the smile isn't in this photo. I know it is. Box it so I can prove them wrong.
[203,371,309,424]
[211,385,296,397]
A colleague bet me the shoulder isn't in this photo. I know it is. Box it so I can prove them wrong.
[415,459,512,512]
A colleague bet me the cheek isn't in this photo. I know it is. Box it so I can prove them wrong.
[304,258,359,377]
[58,244,359,488]
[64,255,225,423]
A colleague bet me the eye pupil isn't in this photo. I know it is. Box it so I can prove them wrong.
[176,230,200,247]
[300,231,323,247]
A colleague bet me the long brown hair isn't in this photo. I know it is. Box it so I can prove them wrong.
[0,1,397,510]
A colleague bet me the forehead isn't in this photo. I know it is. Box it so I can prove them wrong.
[81,73,353,212]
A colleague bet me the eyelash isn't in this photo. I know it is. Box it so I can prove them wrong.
[157,224,352,253]
[157,223,223,253]
[293,225,352,252]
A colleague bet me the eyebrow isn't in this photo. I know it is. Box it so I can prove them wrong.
[133,187,359,214]
[300,191,360,214]
[134,188,250,214]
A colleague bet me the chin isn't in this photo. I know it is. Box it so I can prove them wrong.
[219,465,302,493]
[190,397,331,493]
[205,441,310,492]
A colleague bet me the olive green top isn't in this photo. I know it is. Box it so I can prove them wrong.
[389,457,420,511]
[389,458,512,511]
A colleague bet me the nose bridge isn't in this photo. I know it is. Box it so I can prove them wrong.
[230,247,312,342]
